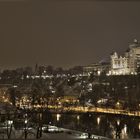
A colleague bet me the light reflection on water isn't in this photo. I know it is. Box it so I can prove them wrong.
[2,112,140,139]
[121,124,128,139]
[56,114,61,122]
[34,112,140,139]
[77,115,80,120]
[117,119,120,125]
[97,117,101,125]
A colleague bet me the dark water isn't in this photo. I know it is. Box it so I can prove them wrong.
[1,112,140,139]
[37,112,140,139]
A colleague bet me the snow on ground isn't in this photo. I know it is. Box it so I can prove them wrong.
[0,125,110,139]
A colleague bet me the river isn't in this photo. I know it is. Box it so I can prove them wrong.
[1,111,140,139]
[30,112,140,139]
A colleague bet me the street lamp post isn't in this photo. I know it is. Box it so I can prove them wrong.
[24,119,28,139]
[7,120,13,139]
[36,113,43,139]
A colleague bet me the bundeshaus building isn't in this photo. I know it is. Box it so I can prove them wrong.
[83,39,140,76]
[110,39,140,75]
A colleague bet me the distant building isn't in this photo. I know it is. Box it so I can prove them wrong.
[83,62,110,76]
[84,39,140,76]
[110,52,130,75]
[128,39,140,74]
[110,39,140,75]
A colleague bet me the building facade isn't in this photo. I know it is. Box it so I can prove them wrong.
[110,39,140,75]
[110,52,130,75]
[83,62,110,76]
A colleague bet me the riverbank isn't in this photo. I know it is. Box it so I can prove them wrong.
[46,106,140,117]
[0,124,109,139]
[1,103,140,117]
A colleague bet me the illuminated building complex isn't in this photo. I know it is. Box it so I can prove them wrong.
[84,39,140,76]
[110,39,140,75]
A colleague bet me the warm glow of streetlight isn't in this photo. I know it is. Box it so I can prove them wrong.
[8,120,13,125]
[57,114,61,121]
[117,102,120,106]
[25,119,28,124]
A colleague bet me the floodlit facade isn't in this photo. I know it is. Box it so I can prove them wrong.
[110,39,140,75]
[83,39,140,76]
[128,39,140,74]
[110,52,130,75]
[83,62,110,76]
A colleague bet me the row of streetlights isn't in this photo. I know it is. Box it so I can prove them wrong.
[4,113,28,139]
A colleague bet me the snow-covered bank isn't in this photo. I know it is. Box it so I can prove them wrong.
[0,124,110,139]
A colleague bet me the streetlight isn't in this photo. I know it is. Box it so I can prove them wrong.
[36,113,43,139]
[24,119,28,139]
[7,120,13,139]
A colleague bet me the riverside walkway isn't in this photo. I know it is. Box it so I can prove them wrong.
[48,105,140,117]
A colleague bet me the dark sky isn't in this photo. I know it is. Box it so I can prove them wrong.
[0,0,140,69]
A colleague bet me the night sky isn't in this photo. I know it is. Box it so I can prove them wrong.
[0,0,140,69]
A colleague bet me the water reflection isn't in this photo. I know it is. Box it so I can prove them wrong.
[121,124,128,139]
[97,117,101,125]
[117,119,120,126]
[56,114,61,122]
[124,124,127,134]
[77,115,80,121]
[3,112,140,139]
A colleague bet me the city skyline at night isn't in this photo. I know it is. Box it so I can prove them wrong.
[0,0,140,139]
[0,0,140,69]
